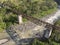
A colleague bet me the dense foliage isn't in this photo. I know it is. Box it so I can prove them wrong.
[0,8,6,32]
[55,20,60,26]
[14,0,57,18]
[2,0,57,18]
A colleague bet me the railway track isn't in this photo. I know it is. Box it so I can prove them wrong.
[23,14,60,30]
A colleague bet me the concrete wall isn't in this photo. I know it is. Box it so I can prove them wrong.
[18,15,23,24]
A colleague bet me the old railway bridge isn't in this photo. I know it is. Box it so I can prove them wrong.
[0,2,60,45]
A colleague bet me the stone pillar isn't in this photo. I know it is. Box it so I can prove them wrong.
[18,15,23,24]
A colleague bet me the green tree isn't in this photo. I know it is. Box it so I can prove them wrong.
[2,0,57,24]
[0,13,6,32]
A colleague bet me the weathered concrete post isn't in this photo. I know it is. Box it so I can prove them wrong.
[18,15,23,24]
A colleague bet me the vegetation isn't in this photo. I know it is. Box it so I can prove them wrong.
[32,30,60,45]
[12,0,57,18]
[0,0,57,29]
[1,0,57,18]
[55,20,60,26]
[0,8,6,32]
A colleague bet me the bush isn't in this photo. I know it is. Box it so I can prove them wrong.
[0,13,6,32]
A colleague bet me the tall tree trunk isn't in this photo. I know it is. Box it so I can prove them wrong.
[18,15,23,24]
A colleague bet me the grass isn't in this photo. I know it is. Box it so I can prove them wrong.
[0,28,4,33]
[23,17,28,22]
[0,0,7,3]
[0,0,20,6]
[0,23,6,33]
[32,8,57,19]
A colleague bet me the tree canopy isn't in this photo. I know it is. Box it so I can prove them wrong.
[1,0,57,18]
[15,0,57,17]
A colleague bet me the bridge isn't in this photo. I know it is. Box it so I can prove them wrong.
[0,2,60,45]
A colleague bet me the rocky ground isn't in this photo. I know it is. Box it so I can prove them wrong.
[13,21,46,39]
[0,21,46,45]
